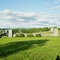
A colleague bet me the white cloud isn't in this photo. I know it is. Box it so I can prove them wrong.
[0,9,60,28]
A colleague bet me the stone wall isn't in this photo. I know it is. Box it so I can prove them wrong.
[41,28,58,36]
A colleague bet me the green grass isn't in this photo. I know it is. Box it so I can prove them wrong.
[0,37,60,60]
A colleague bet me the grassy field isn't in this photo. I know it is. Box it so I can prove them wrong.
[0,37,60,60]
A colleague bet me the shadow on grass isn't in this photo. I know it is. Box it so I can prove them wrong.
[0,39,49,57]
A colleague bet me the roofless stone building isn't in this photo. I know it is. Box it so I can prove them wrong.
[0,27,58,37]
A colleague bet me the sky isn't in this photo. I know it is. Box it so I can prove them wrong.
[0,0,60,28]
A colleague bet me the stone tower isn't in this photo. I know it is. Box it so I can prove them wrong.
[50,27,54,32]
[8,29,13,37]
[53,28,58,36]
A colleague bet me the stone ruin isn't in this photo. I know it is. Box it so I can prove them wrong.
[4,27,59,37]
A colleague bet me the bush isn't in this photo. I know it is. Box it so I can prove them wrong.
[15,33,25,37]
[35,34,41,37]
[27,34,34,37]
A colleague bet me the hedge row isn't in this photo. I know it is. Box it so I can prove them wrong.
[15,33,25,37]
[15,33,41,37]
